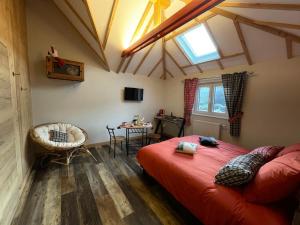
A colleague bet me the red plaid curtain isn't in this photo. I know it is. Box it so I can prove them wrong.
[184,78,199,126]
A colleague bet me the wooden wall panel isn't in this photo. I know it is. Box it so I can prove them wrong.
[0,0,33,225]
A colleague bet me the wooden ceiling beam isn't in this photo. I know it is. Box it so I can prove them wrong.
[147,58,162,77]
[165,49,187,76]
[162,38,167,80]
[122,56,133,73]
[117,57,126,73]
[103,0,119,49]
[133,42,156,75]
[131,1,153,43]
[211,8,300,44]
[51,0,108,70]
[166,69,175,78]
[64,0,97,41]
[233,20,252,65]
[219,2,300,11]
[255,21,300,30]
[204,21,224,69]
[181,52,245,68]
[286,38,293,59]
[171,39,202,73]
[122,0,226,57]
[165,13,216,41]
[121,14,154,74]
[83,0,110,70]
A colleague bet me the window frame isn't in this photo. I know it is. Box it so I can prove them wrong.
[175,23,221,65]
[193,80,228,119]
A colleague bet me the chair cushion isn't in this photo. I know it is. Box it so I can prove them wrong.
[33,123,85,149]
[244,152,300,203]
[215,153,265,186]
[49,130,68,142]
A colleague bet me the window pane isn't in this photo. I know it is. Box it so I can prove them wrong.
[213,85,226,113]
[197,86,210,112]
[176,24,220,64]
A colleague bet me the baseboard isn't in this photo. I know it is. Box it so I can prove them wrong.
[87,135,144,148]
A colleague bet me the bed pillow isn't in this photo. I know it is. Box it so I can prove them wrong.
[277,143,300,157]
[250,146,284,162]
[199,136,218,147]
[49,130,68,143]
[215,153,265,186]
[244,152,300,203]
[176,142,198,155]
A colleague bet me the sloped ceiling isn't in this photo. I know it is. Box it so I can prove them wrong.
[52,0,300,79]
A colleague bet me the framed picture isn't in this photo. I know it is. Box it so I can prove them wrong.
[46,56,84,82]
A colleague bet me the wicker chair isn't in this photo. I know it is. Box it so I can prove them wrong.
[30,122,97,166]
[147,133,161,144]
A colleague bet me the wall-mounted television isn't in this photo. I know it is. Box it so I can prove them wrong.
[124,87,143,101]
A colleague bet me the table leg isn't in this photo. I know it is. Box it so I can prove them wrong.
[126,128,129,156]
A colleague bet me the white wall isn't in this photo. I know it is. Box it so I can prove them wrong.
[164,57,300,149]
[26,0,165,143]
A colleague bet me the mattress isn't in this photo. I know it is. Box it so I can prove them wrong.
[137,135,290,225]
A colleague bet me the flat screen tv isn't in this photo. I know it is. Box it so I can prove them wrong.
[124,87,143,101]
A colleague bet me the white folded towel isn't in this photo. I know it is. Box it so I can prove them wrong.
[176,142,198,155]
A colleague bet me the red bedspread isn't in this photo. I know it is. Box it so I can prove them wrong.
[137,135,290,225]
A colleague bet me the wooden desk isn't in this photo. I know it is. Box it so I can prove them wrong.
[119,123,152,155]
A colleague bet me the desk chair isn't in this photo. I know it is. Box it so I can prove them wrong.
[106,126,125,158]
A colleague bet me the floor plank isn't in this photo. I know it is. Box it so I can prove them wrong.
[12,145,202,225]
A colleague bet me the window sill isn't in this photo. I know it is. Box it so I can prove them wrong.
[192,112,228,120]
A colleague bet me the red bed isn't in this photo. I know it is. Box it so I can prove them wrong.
[137,135,291,225]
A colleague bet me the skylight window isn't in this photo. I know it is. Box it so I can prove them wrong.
[176,24,220,64]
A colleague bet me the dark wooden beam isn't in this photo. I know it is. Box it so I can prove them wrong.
[122,0,225,57]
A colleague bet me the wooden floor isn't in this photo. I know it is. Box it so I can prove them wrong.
[11,144,202,225]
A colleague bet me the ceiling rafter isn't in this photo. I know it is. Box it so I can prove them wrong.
[117,1,154,74]
[165,49,187,76]
[51,0,108,69]
[147,58,162,77]
[161,38,167,80]
[103,0,120,49]
[63,0,97,40]
[83,0,110,71]
[131,2,153,44]
[203,21,224,70]
[181,52,245,68]
[219,2,300,11]
[233,20,252,65]
[166,69,175,78]
[133,42,156,75]
[122,12,155,74]
[255,21,300,30]
[210,8,300,43]
[165,12,216,41]
[171,39,203,73]
[286,38,293,59]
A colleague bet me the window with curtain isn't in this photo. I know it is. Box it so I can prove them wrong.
[193,80,227,118]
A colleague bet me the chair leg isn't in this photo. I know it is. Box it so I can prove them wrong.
[109,138,112,154]
[114,141,116,158]
[121,141,123,151]
[85,148,97,162]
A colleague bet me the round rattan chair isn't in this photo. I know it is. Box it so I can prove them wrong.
[30,122,97,166]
